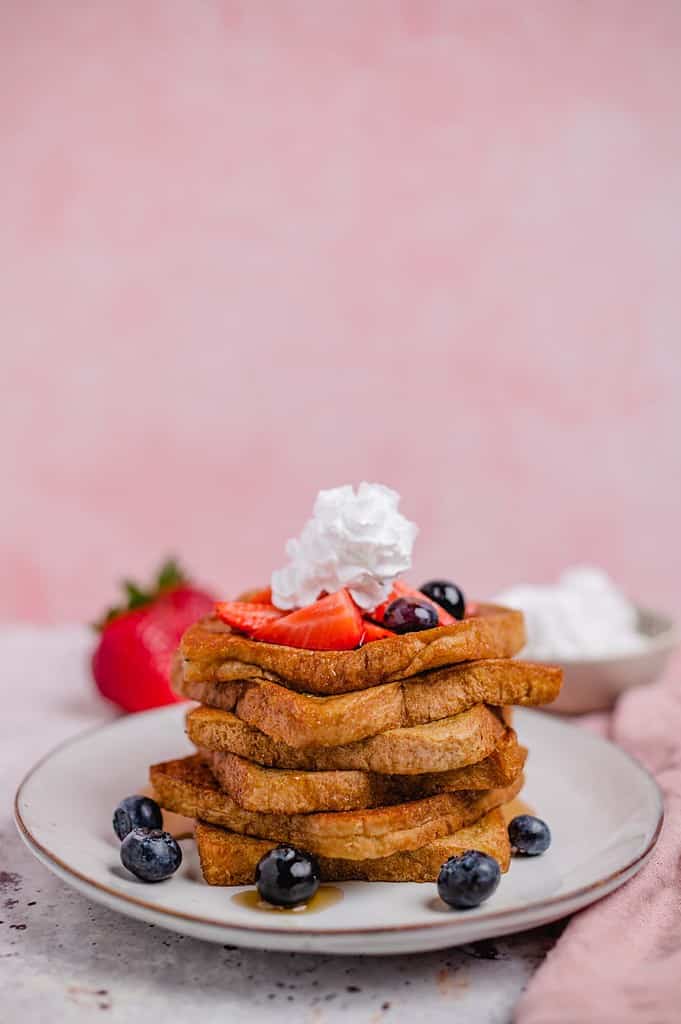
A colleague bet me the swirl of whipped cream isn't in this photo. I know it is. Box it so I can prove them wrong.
[271,483,418,611]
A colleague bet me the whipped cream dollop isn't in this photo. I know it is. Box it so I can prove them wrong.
[271,483,418,611]
[495,566,647,660]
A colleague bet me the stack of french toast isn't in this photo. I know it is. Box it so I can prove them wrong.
[150,598,562,885]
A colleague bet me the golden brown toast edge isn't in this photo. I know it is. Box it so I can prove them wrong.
[195,807,512,885]
[185,702,507,775]
[150,754,523,859]
[177,658,561,748]
[180,603,526,695]
[202,729,526,813]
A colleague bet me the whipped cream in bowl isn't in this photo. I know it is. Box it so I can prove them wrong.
[495,566,677,713]
[271,483,418,611]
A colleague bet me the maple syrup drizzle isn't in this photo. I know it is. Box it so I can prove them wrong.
[231,885,344,915]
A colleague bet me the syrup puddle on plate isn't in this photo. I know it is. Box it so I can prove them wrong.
[139,785,342,913]
[232,886,344,915]
[140,785,194,840]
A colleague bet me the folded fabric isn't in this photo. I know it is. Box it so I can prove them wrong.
[516,659,681,1024]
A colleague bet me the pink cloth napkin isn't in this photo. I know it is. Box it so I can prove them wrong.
[516,660,681,1024]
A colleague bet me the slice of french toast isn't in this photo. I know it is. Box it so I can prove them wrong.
[195,807,512,885]
[201,729,526,813]
[180,603,525,695]
[176,657,560,748]
[185,703,508,775]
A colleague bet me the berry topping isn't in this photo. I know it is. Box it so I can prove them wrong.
[255,844,320,908]
[383,596,439,634]
[113,795,163,841]
[372,581,456,626]
[437,850,501,909]
[360,620,396,644]
[420,580,466,621]
[508,815,552,856]
[92,559,215,713]
[120,828,183,882]
[253,590,363,651]
[215,601,284,633]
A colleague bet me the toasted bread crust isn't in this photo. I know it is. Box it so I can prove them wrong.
[180,603,525,695]
[202,729,526,812]
[150,755,522,859]
[186,703,507,775]
[177,659,560,748]
[195,808,512,885]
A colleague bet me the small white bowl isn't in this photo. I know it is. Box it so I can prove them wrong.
[545,606,679,714]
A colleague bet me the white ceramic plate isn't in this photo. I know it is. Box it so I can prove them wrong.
[15,705,662,955]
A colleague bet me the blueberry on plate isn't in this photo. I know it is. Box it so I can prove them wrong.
[113,794,163,841]
[420,580,466,620]
[437,850,501,909]
[255,845,320,908]
[120,828,182,882]
[508,815,552,856]
[383,597,439,634]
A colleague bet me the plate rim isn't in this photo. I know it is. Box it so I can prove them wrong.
[14,705,664,940]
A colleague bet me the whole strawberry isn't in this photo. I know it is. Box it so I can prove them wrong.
[92,560,214,712]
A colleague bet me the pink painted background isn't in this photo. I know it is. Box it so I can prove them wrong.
[2,2,680,624]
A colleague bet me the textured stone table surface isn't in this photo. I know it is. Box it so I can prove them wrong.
[1,626,563,1023]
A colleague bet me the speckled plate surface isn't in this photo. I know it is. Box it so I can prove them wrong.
[15,705,662,955]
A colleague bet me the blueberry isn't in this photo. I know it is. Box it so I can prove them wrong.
[120,828,182,882]
[508,815,551,856]
[420,580,466,620]
[383,597,439,634]
[437,850,501,909]
[113,795,163,841]
[255,845,320,908]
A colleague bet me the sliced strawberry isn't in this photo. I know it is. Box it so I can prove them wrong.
[215,601,284,633]
[241,586,273,604]
[254,590,363,650]
[360,620,395,644]
[371,580,456,626]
